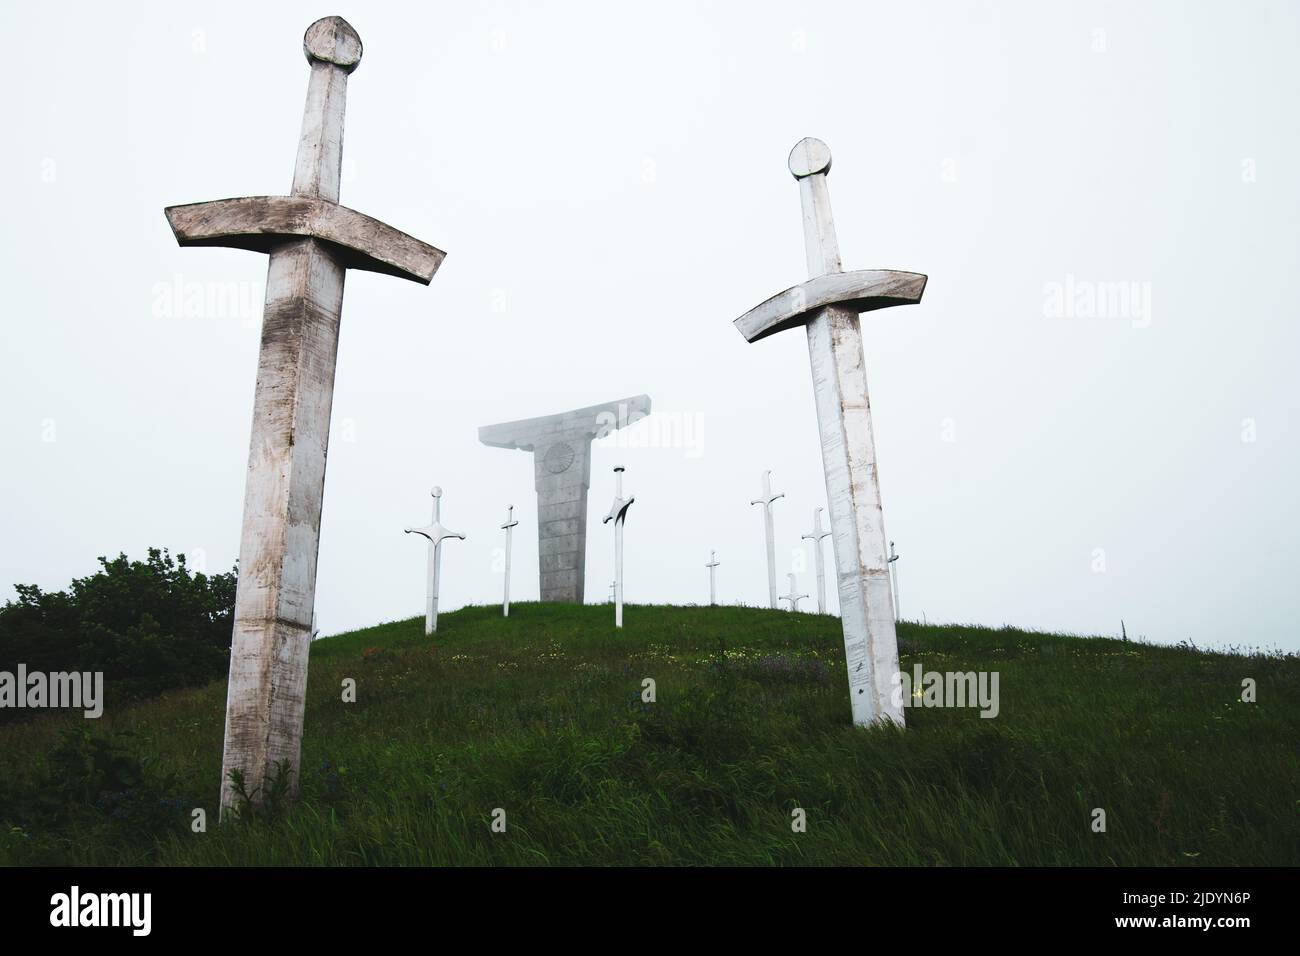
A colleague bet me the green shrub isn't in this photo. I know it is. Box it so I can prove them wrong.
[0,549,236,720]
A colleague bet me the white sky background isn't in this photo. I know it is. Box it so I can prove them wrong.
[1,0,1296,652]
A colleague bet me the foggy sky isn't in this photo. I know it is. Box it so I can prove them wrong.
[2,0,1296,652]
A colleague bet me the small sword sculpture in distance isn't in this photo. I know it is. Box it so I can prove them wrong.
[705,550,721,606]
[781,572,810,613]
[750,470,784,610]
[500,505,519,617]
[888,540,900,622]
[801,507,832,614]
[405,487,466,635]
[603,466,634,628]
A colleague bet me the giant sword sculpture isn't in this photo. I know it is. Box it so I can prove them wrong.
[164,17,445,812]
[731,137,926,727]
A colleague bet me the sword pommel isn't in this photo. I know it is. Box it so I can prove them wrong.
[788,137,832,179]
[304,17,362,73]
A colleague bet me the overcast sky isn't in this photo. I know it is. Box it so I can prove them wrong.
[1,0,1296,652]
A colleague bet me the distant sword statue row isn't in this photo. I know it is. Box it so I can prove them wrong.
[402,496,529,624]
[402,464,639,629]
[400,476,898,630]
[743,470,832,616]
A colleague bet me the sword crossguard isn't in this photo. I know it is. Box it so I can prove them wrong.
[165,197,444,284]
[750,469,784,507]
[802,505,832,543]
[405,524,465,546]
[604,466,633,524]
[500,505,519,531]
[406,486,466,546]
[603,497,633,525]
[735,270,926,344]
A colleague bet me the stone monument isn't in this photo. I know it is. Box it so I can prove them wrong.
[479,395,650,602]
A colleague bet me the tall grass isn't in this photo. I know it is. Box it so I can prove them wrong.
[1,603,1295,865]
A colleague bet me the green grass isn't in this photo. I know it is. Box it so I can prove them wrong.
[1,603,1296,865]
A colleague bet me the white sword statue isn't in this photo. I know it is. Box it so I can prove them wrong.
[801,507,832,614]
[888,540,900,622]
[602,466,634,628]
[500,505,519,617]
[705,550,720,606]
[730,137,927,727]
[750,469,784,609]
[405,486,465,635]
[781,572,810,612]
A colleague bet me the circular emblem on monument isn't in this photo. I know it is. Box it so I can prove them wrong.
[543,442,576,474]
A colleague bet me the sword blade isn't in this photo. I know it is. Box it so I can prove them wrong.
[222,238,346,809]
[805,303,903,727]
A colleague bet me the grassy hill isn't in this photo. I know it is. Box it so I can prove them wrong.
[1,603,1296,866]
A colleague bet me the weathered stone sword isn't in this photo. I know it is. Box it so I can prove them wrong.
[164,17,445,812]
[731,137,926,727]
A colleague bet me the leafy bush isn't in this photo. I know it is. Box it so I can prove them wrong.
[0,549,236,720]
